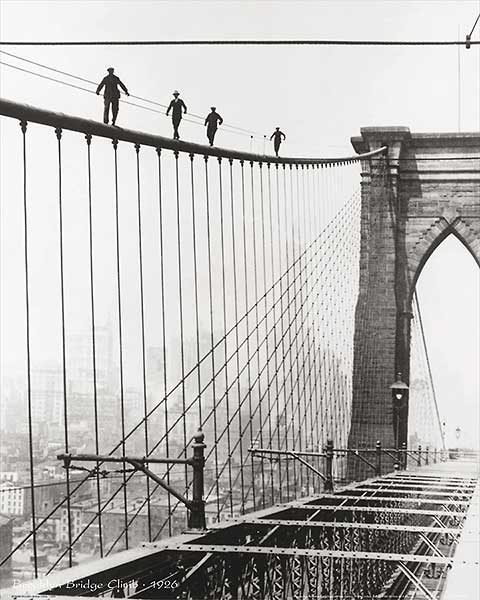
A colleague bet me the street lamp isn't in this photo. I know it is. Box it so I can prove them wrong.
[390,373,409,461]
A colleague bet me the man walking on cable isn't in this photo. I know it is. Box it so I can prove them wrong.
[166,90,188,140]
[270,127,286,157]
[204,107,223,146]
[96,67,130,126]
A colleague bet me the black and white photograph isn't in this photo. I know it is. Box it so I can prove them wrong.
[0,1,479,598]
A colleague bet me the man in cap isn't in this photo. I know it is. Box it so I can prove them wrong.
[270,127,286,157]
[204,107,223,146]
[96,67,130,126]
[166,91,188,140]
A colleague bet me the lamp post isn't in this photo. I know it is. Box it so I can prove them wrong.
[390,373,409,468]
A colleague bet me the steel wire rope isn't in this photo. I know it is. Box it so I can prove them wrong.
[0,53,265,139]
[226,218,361,510]
[85,133,104,556]
[274,163,288,502]
[298,164,312,494]
[156,147,172,536]
[250,160,266,508]
[112,138,129,550]
[259,163,275,505]
[55,126,73,568]
[308,163,321,482]
[19,121,38,577]
[303,165,318,491]
[283,163,295,500]
[413,291,445,450]
[148,199,361,537]
[204,156,221,517]
[0,162,360,566]
[288,164,301,495]
[173,150,189,498]
[134,142,152,542]
[13,173,372,539]
[309,164,324,483]
[124,189,361,464]
[158,196,360,520]
[189,154,202,428]
[215,196,362,509]
[267,163,283,503]
[2,39,479,46]
[239,159,256,509]
[228,157,246,513]
[217,157,234,517]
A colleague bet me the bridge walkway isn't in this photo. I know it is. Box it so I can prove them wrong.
[6,459,479,599]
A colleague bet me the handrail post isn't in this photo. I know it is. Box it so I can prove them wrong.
[188,429,206,529]
[325,440,334,492]
[375,440,382,476]
[434,447,437,464]
[418,445,422,466]
[425,445,429,466]
[401,442,407,470]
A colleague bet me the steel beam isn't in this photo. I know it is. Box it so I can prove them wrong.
[324,494,469,506]
[355,486,474,498]
[290,503,467,517]
[241,518,462,534]
[155,542,477,565]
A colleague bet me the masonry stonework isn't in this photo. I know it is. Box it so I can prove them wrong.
[347,128,480,458]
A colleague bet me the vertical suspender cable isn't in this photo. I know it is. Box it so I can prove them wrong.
[55,127,73,568]
[112,139,129,550]
[228,159,246,512]
[204,156,221,517]
[250,160,266,507]
[259,163,275,505]
[240,159,256,509]
[217,157,234,516]
[134,143,152,541]
[20,120,38,577]
[85,133,103,556]
[156,148,172,535]
[189,154,202,428]
[173,151,189,495]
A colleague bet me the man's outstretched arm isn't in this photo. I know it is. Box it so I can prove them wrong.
[182,100,188,114]
[96,78,106,95]
[166,101,172,116]
[118,79,130,96]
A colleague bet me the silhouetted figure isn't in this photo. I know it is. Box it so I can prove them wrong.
[204,107,223,146]
[166,91,187,140]
[270,127,286,157]
[96,67,129,126]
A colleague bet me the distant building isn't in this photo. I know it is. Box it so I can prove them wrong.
[0,514,13,583]
[0,481,26,516]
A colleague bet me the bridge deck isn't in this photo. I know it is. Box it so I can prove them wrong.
[6,459,478,600]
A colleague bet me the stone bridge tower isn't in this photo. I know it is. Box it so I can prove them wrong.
[347,127,480,453]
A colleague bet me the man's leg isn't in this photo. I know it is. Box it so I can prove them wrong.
[103,99,110,124]
[173,117,181,139]
[111,99,119,125]
[274,141,280,156]
[207,126,216,146]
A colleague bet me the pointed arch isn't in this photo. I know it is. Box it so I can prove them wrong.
[408,218,480,304]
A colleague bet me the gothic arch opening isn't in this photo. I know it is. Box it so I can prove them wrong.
[409,234,480,450]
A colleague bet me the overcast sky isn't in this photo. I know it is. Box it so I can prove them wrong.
[0,0,479,448]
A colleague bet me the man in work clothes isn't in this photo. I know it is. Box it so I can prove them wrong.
[96,67,130,126]
[166,91,188,140]
[204,107,223,146]
[270,127,286,157]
